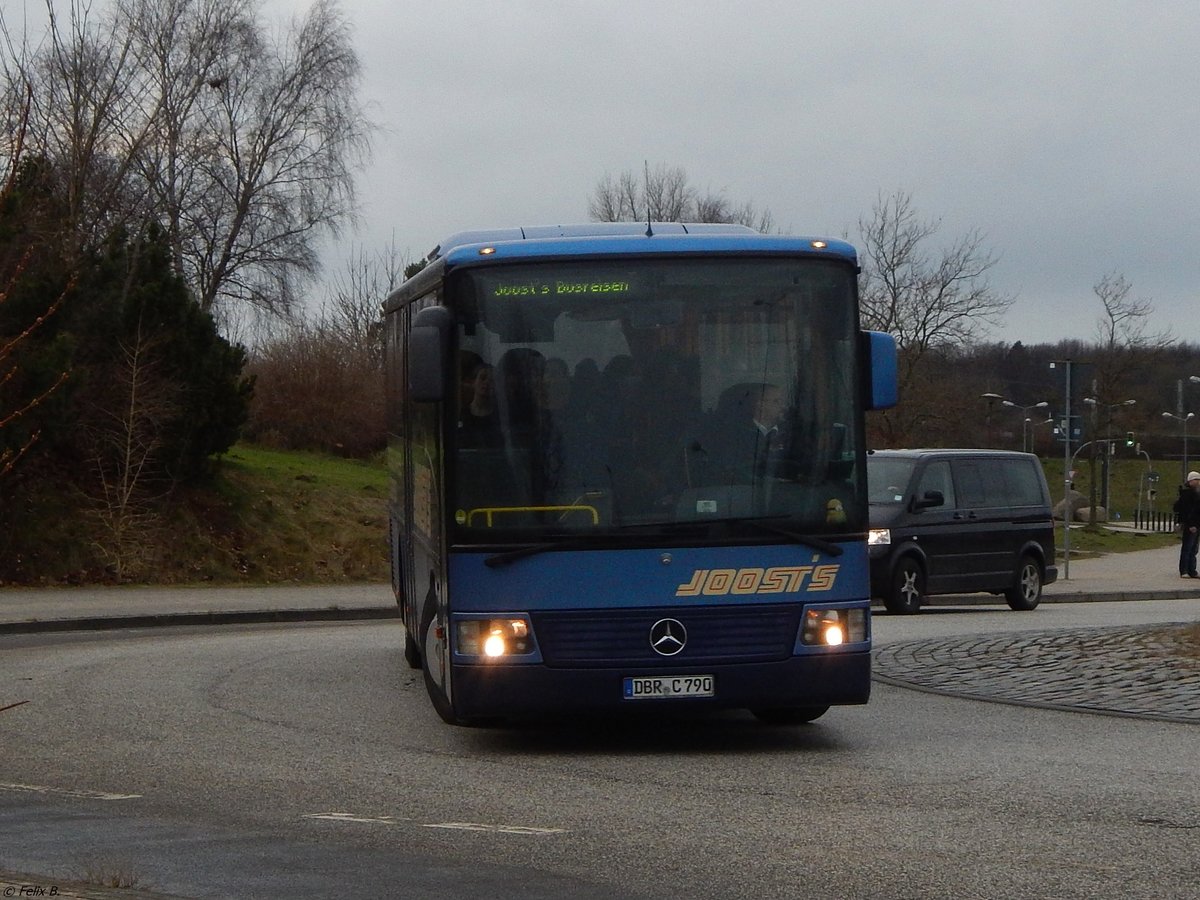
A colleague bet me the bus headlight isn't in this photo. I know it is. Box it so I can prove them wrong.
[801,607,867,646]
[455,616,536,659]
[868,528,891,546]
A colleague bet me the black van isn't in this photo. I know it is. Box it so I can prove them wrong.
[866,449,1058,614]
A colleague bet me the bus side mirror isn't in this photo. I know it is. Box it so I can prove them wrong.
[408,306,454,402]
[862,331,898,411]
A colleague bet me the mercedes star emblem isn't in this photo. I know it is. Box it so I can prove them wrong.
[649,618,687,656]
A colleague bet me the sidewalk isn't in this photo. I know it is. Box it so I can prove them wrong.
[2,543,1198,633]
[1015,543,1200,603]
[0,582,397,633]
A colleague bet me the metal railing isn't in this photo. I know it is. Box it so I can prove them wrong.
[1132,510,1179,533]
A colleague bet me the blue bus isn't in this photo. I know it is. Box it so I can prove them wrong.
[383,223,897,725]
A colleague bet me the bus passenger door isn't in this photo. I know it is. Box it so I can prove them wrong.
[408,301,451,712]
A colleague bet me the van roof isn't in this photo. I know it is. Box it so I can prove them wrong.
[867,448,1038,460]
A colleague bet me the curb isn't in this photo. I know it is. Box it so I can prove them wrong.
[1040,589,1200,603]
[0,605,399,636]
[4,590,1196,636]
[879,589,1199,609]
[6,590,1199,636]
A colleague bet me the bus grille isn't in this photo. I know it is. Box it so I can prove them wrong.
[530,604,802,668]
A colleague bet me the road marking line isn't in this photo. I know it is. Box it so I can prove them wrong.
[303,812,404,825]
[0,781,141,801]
[420,822,567,835]
[303,813,566,835]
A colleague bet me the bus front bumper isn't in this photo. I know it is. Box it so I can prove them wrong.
[449,651,871,721]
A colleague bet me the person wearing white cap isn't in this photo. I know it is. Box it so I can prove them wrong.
[1172,471,1200,578]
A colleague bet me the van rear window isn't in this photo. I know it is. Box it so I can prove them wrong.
[997,459,1045,506]
[956,458,1044,508]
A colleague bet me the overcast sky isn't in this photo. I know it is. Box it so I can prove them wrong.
[52,0,1200,345]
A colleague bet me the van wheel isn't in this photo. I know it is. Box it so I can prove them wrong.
[1005,555,1043,611]
[885,557,924,614]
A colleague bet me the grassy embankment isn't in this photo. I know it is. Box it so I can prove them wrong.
[132,446,1183,576]
[194,443,391,584]
[1,443,390,586]
[6,445,1183,585]
[1039,454,1180,557]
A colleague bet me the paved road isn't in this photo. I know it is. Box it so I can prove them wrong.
[2,543,1198,898]
[2,610,1198,900]
[4,541,1198,725]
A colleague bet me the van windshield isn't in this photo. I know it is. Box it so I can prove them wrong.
[867,457,915,504]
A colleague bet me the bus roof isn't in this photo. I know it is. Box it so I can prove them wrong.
[384,223,858,311]
[428,223,857,266]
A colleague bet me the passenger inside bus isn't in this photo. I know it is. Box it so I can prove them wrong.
[691,382,788,485]
[457,360,502,449]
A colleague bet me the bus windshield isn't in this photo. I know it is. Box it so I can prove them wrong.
[448,257,864,541]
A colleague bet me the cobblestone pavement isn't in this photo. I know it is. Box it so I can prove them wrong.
[873,623,1200,724]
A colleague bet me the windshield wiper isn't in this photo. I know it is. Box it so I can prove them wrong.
[484,538,589,568]
[742,519,844,557]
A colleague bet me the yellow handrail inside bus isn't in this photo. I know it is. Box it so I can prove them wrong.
[467,505,600,527]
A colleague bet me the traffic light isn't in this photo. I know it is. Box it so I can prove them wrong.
[1126,431,1135,447]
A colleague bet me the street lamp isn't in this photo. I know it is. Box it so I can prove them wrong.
[1001,399,1049,453]
[1162,411,1196,483]
[980,392,1005,446]
[1031,416,1056,443]
[1084,398,1136,511]
[1083,397,1137,446]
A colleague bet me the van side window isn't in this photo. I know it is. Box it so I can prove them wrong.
[998,459,1045,506]
[915,460,956,508]
[954,460,989,508]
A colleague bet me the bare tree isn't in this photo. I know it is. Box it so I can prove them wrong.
[1087,270,1173,444]
[87,308,177,580]
[116,0,252,280]
[2,1,159,263]
[1093,271,1171,362]
[589,162,773,229]
[3,0,371,319]
[322,238,409,352]
[858,190,1012,444]
[1082,271,1173,518]
[152,0,370,316]
[241,238,406,455]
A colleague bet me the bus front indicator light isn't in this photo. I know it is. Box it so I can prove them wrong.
[846,608,866,642]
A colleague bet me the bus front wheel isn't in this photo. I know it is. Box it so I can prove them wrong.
[403,626,422,669]
[419,594,460,725]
